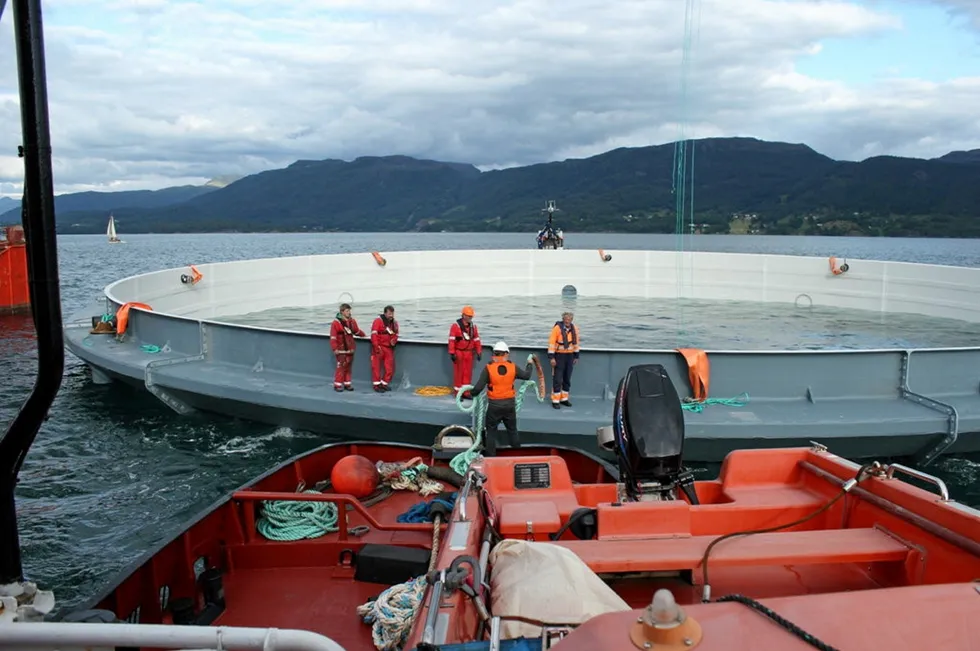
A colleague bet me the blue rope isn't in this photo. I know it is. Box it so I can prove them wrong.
[396,492,458,523]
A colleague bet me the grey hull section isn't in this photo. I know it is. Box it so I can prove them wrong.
[64,315,980,463]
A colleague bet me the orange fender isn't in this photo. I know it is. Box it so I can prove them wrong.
[115,301,153,336]
[372,251,387,267]
[180,265,203,285]
[598,249,612,262]
[829,256,849,276]
[676,348,709,402]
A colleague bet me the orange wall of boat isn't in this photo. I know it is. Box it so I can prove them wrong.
[1,225,30,315]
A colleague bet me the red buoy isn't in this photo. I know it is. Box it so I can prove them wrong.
[331,455,380,498]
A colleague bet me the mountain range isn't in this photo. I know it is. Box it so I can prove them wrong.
[3,137,978,238]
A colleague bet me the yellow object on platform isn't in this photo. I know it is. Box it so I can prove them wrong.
[414,386,453,397]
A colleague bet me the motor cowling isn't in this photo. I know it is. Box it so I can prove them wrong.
[608,364,699,504]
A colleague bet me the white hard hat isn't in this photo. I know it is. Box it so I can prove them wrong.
[493,341,509,353]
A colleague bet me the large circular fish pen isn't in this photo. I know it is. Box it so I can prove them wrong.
[65,248,980,463]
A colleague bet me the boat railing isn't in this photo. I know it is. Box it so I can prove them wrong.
[0,622,347,651]
[883,463,951,501]
[231,490,439,542]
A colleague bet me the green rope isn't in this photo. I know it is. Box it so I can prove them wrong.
[672,0,702,344]
[682,392,750,413]
[400,464,429,483]
[140,344,160,354]
[255,489,339,541]
[101,313,114,323]
[450,354,543,475]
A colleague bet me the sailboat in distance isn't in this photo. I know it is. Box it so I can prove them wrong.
[107,213,123,244]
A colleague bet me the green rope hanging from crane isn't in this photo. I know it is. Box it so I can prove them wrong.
[672,0,702,345]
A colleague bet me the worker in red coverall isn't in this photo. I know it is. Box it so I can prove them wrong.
[330,303,365,392]
[448,305,482,399]
[370,305,399,392]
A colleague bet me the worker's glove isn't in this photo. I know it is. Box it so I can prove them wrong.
[475,352,482,361]
[450,354,457,363]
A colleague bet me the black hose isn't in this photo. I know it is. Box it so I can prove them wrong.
[426,465,465,488]
[0,0,65,585]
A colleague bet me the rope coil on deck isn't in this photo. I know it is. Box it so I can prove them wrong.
[377,458,444,496]
[358,497,451,650]
[255,489,339,541]
[356,575,428,651]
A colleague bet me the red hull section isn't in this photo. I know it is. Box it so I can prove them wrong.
[1,225,30,315]
[66,442,980,651]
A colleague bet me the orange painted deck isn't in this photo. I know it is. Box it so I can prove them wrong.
[84,442,980,651]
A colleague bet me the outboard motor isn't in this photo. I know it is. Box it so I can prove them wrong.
[598,364,699,504]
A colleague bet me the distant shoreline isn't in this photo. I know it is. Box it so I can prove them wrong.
[49,229,980,239]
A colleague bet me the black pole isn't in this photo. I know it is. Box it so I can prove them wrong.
[0,0,64,585]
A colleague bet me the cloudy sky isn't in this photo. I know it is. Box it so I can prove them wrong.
[0,0,978,197]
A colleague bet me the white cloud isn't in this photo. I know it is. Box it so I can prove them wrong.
[0,0,977,196]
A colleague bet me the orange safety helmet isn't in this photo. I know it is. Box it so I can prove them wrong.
[461,305,475,317]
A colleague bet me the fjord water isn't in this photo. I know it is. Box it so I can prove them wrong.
[3,232,980,614]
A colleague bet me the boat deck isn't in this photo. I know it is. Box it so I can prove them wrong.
[79,443,980,651]
[215,567,380,649]
[216,488,435,650]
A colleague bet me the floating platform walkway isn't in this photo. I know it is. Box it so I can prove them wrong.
[64,248,980,463]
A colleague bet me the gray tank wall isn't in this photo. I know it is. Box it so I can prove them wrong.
[122,306,980,410]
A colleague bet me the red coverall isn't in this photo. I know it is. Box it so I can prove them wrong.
[370,314,399,389]
[330,316,365,390]
[448,318,482,394]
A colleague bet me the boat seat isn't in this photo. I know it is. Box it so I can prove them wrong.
[483,456,583,539]
[551,527,911,574]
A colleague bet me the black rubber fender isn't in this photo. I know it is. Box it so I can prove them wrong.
[427,465,465,488]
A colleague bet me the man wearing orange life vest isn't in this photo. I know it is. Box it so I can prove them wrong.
[329,303,366,392]
[370,305,398,392]
[448,305,482,399]
[547,311,580,408]
[469,341,535,455]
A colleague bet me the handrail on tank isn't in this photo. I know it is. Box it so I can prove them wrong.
[0,0,65,585]
[0,622,347,651]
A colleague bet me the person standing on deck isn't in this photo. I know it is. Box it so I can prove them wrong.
[330,303,366,392]
[448,305,482,399]
[370,305,398,392]
[547,311,580,408]
[469,341,535,455]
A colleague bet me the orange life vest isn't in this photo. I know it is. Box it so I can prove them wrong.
[487,357,516,400]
